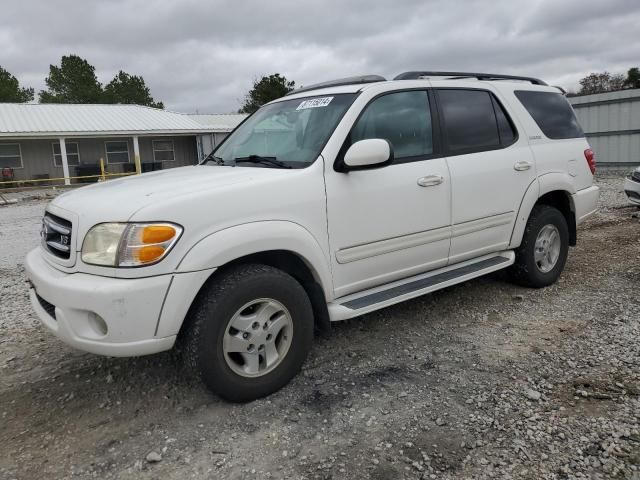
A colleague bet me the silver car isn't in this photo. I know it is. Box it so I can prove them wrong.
[624,166,640,207]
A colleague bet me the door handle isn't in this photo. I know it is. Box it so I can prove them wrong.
[417,175,444,187]
[514,161,532,171]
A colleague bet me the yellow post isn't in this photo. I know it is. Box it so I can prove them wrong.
[99,157,106,182]
[133,136,141,175]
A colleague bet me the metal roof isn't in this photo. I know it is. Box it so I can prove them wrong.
[189,113,248,132]
[0,103,222,138]
[569,88,640,106]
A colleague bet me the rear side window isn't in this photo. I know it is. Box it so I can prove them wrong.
[438,89,516,152]
[514,91,584,139]
[350,90,433,160]
[493,96,516,145]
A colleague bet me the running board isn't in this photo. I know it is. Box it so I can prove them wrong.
[328,251,515,321]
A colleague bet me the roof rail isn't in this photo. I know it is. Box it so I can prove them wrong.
[285,75,386,96]
[394,71,547,86]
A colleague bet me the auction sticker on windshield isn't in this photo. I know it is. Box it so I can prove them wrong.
[296,97,333,110]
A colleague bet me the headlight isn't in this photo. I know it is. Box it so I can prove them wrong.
[82,222,183,267]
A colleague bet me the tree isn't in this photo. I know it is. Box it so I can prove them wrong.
[103,70,164,108]
[578,71,626,95]
[625,67,640,89]
[39,55,103,103]
[239,73,295,114]
[0,66,34,102]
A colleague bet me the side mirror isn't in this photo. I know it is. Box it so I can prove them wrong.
[343,139,392,170]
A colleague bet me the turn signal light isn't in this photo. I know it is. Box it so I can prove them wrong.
[142,225,177,244]
[135,245,167,264]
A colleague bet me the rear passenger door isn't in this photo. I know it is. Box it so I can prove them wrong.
[436,88,536,264]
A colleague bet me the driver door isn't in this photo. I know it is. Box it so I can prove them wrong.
[324,89,452,298]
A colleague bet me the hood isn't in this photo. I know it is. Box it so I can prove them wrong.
[51,165,287,222]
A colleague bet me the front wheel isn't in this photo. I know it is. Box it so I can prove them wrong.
[183,264,314,402]
[509,205,569,288]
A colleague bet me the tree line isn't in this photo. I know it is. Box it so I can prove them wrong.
[0,55,163,108]
[238,69,640,110]
[4,59,637,112]
[573,67,640,96]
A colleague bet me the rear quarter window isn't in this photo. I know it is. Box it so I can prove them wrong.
[514,90,584,140]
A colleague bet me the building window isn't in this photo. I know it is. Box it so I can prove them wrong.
[152,140,175,162]
[0,143,23,169]
[53,142,81,167]
[105,141,130,164]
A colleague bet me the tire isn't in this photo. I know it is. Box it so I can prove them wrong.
[183,264,314,402]
[509,205,569,288]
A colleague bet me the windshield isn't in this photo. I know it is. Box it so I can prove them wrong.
[208,93,357,168]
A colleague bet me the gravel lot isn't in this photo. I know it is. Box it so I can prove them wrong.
[1,174,639,480]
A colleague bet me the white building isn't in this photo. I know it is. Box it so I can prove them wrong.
[189,114,248,160]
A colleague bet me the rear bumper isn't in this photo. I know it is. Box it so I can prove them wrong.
[624,177,640,205]
[25,248,176,357]
[572,185,600,224]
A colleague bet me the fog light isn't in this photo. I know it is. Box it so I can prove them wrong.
[87,312,108,337]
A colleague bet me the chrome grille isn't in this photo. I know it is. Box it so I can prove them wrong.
[41,212,73,259]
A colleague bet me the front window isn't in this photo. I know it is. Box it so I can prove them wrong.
[349,90,433,160]
[210,93,357,168]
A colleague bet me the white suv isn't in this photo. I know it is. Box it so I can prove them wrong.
[26,71,600,401]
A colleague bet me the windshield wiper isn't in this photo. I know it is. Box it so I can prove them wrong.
[234,155,292,169]
[201,153,226,165]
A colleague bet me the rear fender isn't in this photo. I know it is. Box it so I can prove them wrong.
[509,173,575,248]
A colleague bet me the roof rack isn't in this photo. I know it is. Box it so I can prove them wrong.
[394,71,547,86]
[285,75,386,96]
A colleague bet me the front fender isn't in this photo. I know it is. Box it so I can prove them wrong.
[176,220,333,298]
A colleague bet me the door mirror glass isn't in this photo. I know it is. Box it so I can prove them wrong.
[343,138,392,169]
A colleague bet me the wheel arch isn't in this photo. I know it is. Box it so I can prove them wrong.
[176,249,331,341]
[170,222,333,339]
[510,174,577,248]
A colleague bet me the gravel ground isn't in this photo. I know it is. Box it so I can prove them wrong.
[1,174,639,480]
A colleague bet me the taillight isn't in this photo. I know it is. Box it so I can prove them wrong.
[584,148,596,175]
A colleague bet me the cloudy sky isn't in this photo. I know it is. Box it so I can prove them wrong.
[1,0,638,113]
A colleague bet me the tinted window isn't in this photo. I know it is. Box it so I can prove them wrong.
[492,96,517,145]
[350,91,433,159]
[439,90,501,151]
[515,91,584,139]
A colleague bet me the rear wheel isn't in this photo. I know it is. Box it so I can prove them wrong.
[183,264,314,402]
[509,205,569,288]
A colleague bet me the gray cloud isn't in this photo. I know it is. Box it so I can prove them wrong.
[1,0,638,113]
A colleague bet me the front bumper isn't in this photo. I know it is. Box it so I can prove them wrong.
[624,176,640,206]
[25,248,176,357]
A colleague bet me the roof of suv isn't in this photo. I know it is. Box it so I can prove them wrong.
[280,71,561,101]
